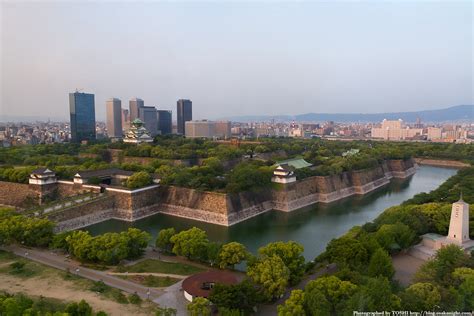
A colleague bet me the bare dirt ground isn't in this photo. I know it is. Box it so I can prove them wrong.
[392,252,425,286]
[0,272,156,316]
[0,251,157,316]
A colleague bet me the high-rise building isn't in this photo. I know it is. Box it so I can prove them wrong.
[69,91,96,142]
[177,99,192,135]
[157,110,172,135]
[129,98,144,121]
[139,106,158,136]
[122,109,130,131]
[106,98,123,138]
[214,121,231,139]
[185,120,215,138]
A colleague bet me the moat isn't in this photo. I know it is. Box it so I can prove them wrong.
[86,166,457,260]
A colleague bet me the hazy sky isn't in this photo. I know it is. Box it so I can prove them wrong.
[1,1,473,121]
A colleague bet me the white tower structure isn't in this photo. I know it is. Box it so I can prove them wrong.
[447,195,470,245]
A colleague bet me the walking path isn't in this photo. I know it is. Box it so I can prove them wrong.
[3,245,163,301]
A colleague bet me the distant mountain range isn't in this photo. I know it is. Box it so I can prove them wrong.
[2,105,472,124]
[223,105,473,123]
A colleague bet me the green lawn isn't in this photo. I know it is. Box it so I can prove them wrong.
[121,259,204,275]
[118,275,180,288]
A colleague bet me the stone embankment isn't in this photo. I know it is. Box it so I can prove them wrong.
[414,158,471,168]
[0,158,434,229]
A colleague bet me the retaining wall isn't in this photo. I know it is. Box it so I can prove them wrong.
[14,158,423,229]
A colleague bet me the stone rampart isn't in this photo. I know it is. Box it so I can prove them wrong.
[44,158,421,229]
[414,158,470,168]
[0,181,37,208]
[271,158,417,212]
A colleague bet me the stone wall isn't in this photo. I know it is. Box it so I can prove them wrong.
[0,181,37,208]
[47,195,115,222]
[226,190,274,224]
[46,158,421,229]
[271,159,416,212]
[109,186,161,221]
[414,158,470,168]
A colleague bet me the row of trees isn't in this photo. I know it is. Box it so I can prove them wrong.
[156,227,248,268]
[52,228,151,265]
[0,292,104,316]
[0,207,151,266]
[0,208,55,247]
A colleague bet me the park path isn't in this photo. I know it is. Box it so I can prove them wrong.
[3,245,164,301]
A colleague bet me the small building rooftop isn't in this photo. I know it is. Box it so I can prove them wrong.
[31,168,55,175]
[74,168,134,179]
[182,271,238,300]
[275,158,312,169]
[421,233,444,241]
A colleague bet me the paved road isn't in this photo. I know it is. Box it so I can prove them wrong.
[3,245,163,301]
[153,280,188,316]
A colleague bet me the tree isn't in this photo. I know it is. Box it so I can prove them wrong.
[65,228,150,264]
[187,297,211,316]
[209,279,259,314]
[170,227,209,260]
[368,248,395,279]
[401,283,441,311]
[206,242,222,266]
[126,171,152,189]
[453,268,474,310]
[362,277,400,313]
[278,290,305,316]
[324,237,368,270]
[65,299,93,316]
[155,228,176,253]
[92,233,129,265]
[123,228,151,259]
[247,255,290,302]
[415,244,469,285]
[375,222,416,252]
[305,275,358,315]
[433,245,469,284]
[226,162,273,193]
[218,242,248,269]
[304,287,331,316]
[344,277,401,312]
[258,241,306,285]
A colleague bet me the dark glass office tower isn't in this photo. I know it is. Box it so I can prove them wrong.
[157,110,172,135]
[69,92,96,142]
[177,99,192,135]
[139,106,158,136]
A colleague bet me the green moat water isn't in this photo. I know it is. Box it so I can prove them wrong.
[86,166,457,260]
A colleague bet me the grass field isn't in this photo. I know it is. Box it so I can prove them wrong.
[118,274,181,288]
[120,259,205,275]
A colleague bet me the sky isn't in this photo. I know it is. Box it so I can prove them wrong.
[1,0,473,121]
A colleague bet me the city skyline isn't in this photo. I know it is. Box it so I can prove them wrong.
[1,1,472,121]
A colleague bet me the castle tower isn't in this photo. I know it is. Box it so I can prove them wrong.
[447,196,470,245]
